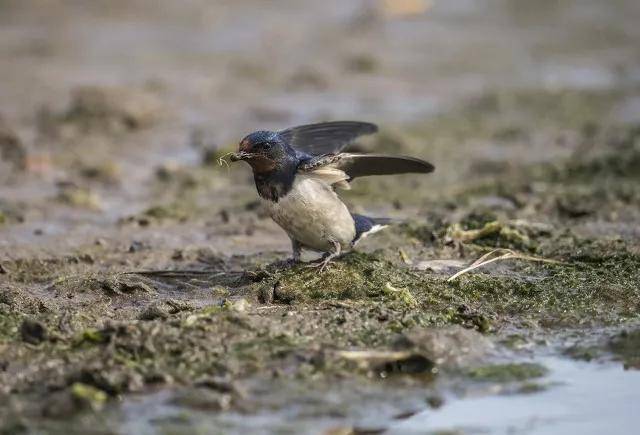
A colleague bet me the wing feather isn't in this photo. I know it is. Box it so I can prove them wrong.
[303,166,351,190]
[279,121,377,156]
[333,153,434,179]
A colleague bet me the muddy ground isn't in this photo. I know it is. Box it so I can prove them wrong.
[1,1,640,434]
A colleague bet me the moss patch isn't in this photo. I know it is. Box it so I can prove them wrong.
[0,312,23,342]
[263,241,640,328]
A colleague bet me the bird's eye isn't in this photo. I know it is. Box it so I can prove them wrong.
[262,142,272,150]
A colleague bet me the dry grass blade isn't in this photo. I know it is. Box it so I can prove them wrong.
[335,350,414,361]
[447,248,561,282]
[216,151,235,170]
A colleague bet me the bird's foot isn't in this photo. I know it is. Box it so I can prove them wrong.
[304,242,340,273]
[304,256,333,273]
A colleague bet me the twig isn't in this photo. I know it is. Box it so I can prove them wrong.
[447,248,561,282]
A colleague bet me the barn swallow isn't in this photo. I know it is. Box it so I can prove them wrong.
[230,121,434,271]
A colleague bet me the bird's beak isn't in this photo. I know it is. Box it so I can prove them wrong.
[229,151,250,162]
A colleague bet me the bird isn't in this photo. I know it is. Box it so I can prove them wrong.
[230,121,434,271]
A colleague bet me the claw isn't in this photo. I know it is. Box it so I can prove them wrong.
[304,257,333,273]
[301,241,341,273]
[318,258,333,273]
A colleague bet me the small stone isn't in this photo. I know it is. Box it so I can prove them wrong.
[426,395,444,409]
[394,326,493,368]
[144,372,174,385]
[139,299,190,320]
[219,209,230,223]
[79,161,121,183]
[128,240,148,253]
[195,376,246,398]
[20,318,48,344]
[259,284,274,304]
[139,302,170,321]
[227,298,249,313]
[78,253,94,264]
[0,120,26,170]
[171,388,232,411]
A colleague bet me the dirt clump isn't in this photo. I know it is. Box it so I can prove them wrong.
[63,85,166,133]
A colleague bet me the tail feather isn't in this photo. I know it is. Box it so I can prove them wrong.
[351,214,395,245]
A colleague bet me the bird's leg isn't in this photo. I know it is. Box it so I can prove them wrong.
[275,239,302,269]
[289,238,302,264]
[306,241,341,273]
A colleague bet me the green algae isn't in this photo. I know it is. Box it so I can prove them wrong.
[263,240,640,328]
[268,252,419,304]
[70,382,108,411]
[0,312,23,342]
[466,362,549,382]
[76,328,108,345]
[382,282,418,308]
[517,381,549,394]
[143,202,192,222]
[564,345,601,362]
[445,220,533,251]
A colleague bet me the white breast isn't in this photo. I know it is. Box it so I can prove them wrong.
[263,174,356,252]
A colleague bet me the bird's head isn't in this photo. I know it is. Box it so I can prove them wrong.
[230,130,292,173]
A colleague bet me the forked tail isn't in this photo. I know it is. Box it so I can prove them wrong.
[351,214,395,245]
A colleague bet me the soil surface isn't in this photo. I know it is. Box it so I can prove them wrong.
[1,1,639,434]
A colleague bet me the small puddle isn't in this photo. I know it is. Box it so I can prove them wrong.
[391,357,639,435]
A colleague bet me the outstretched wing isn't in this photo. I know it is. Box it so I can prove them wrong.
[279,121,378,156]
[299,153,434,184]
